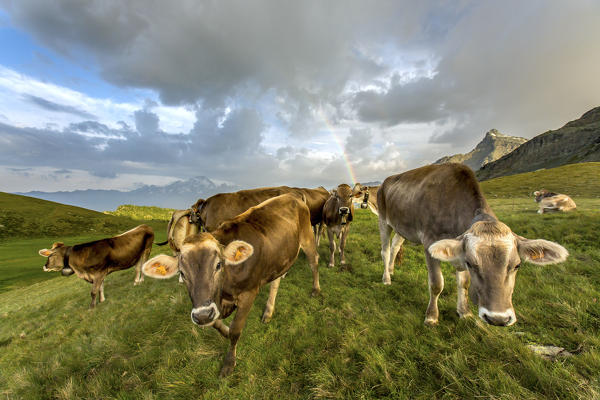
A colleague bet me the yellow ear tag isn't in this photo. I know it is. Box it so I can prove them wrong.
[531,251,544,260]
[234,248,244,261]
[155,264,168,276]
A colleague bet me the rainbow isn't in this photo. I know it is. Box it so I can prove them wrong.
[316,107,358,185]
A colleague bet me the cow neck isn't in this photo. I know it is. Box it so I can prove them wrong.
[62,246,73,269]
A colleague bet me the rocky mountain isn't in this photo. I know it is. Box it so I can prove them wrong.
[477,106,600,180]
[434,129,527,171]
[17,176,239,211]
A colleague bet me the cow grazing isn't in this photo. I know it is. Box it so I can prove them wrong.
[39,225,154,308]
[378,164,568,326]
[322,183,362,269]
[142,194,320,377]
[534,189,576,214]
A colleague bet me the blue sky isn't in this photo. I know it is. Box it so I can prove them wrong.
[0,1,598,192]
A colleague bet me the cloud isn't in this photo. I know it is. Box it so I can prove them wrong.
[23,94,97,119]
[1,1,600,192]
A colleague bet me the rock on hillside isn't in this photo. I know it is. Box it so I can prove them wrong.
[477,106,600,180]
[434,129,527,171]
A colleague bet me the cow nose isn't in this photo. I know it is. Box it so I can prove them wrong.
[339,207,349,215]
[190,302,219,326]
[482,313,512,326]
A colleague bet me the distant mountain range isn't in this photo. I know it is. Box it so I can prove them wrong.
[477,106,600,180]
[17,176,239,211]
[434,129,527,171]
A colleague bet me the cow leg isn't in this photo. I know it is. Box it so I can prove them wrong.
[456,270,472,319]
[300,224,321,296]
[327,228,336,267]
[389,233,405,276]
[99,282,105,303]
[261,277,281,323]
[424,252,444,326]
[212,320,230,338]
[219,290,257,378]
[378,218,393,285]
[134,257,144,285]
[314,222,323,247]
[90,278,104,309]
[339,225,350,270]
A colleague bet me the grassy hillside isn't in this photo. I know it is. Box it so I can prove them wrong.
[0,193,168,293]
[480,162,600,198]
[1,180,599,398]
[105,204,176,221]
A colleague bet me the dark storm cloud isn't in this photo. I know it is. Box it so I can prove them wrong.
[24,94,97,119]
[1,0,599,189]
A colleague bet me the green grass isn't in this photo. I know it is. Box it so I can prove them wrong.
[0,193,168,293]
[105,204,176,221]
[0,166,599,399]
[480,162,600,198]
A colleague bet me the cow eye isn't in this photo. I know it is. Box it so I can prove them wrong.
[514,264,521,270]
[216,262,222,271]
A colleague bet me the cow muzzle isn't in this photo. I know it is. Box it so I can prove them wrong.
[478,307,516,327]
[339,207,350,225]
[191,302,220,326]
[361,192,369,209]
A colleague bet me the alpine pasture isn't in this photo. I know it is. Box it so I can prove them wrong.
[1,163,599,399]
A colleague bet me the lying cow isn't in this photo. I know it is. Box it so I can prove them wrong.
[39,225,154,308]
[322,183,362,269]
[142,194,320,377]
[378,164,568,326]
[534,189,576,214]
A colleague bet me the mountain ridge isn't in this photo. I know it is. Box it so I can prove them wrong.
[434,129,527,171]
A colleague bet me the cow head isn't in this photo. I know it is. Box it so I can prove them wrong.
[330,184,362,225]
[189,198,205,225]
[38,242,69,272]
[353,184,370,209]
[428,214,568,326]
[534,189,557,203]
[143,233,253,327]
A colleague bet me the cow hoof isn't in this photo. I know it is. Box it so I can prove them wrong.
[219,364,235,378]
[261,314,272,324]
[311,289,321,297]
[424,318,438,326]
[328,263,334,268]
[458,312,473,319]
[382,278,392,285]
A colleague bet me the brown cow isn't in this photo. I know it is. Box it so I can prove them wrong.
[190,185,329,244]
[142,194,320,377]
[534,189,576,214]
[156,209,199,283]
[378,164,568,326]
[322,183,362,269]
[39,225,154,308]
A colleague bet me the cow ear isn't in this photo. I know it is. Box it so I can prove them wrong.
[39,249,53,257]
[223,240,254,265]
[142,255,179,279]
[533,191,540,197]
[516,237,568,265]
[428,239,464,262]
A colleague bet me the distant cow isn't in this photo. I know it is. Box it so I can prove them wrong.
[322,183,363,269]
[39,225,154,308]
[357,185,404,268]
[156,209,199,254]
[143,194,320,377]
[378,164,568,326]
[534,190,576,214]
[156,209,199,283]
